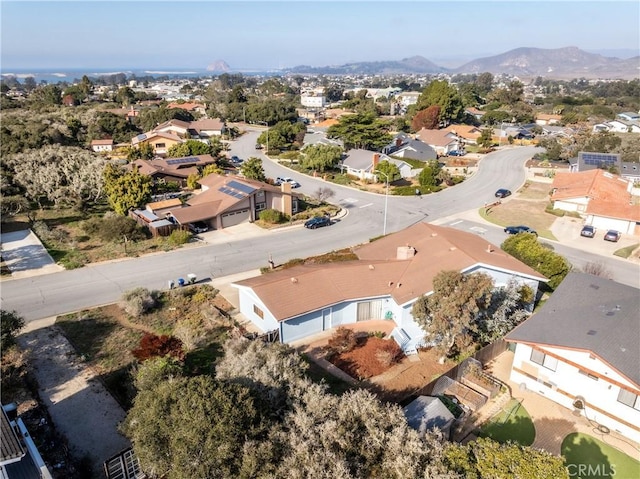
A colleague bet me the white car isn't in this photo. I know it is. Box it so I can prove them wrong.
[283,177,300,188]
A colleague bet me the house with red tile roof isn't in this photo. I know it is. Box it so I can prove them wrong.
[166,102,207,115]
[233,222,546,354]
[164,173,301,230]
[550,169,640,235]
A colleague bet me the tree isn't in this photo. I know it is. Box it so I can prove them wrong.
[477,128,494,148]
[374,160,401,183]
[501,234,570,290]
[417,160,443,189]
[582,130,622,154]
[476,279,530,344]
[127,142,154,161]
[445,438,569,479]
[412,271,494,362]
[475,72,494,96]
[311,186,336,203]
[104,166,152,215]
[327,113,392,151]
[115,86,136,107]
[415,80,464,126]
[122,375,268,479]
[1,310,25,353]
[538,137,562,161]
[166,139,214,158]
[240,157,266,182]
[411,105,441,131]
[301,144,342,172]
[7,145,106,209]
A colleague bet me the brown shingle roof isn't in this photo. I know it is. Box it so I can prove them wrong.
[190,118,224,132]
[147,198,182,210]
[169,202,222,224]
[415,128,457,146]
[235,223,546,321]
[90,139,114,145]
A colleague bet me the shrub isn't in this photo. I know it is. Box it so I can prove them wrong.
[374,340,404,368]
[166,229,191,246]
[82,214,148,242]
[326,327,358,355]
[120,287,160,317]
[259,209,288,224]
[131,333,185,362]
[544,203,565,217]
[1,310,25,353]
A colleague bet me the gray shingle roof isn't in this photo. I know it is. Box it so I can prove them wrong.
[506,272,640,387]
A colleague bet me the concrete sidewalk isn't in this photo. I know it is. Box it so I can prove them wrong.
[1,229,63,278]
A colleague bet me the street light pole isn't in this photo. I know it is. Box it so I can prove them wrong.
[378,171,389,236]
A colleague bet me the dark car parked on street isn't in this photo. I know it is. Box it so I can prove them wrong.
[304,216,331,229]
[495,188,512,198]
[580,225,596,238]
[504,225,537,236]
[604,230,621,242]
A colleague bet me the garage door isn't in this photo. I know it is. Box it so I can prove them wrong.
[221,208,250,228]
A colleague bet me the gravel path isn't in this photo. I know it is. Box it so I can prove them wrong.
[17,325,131,479]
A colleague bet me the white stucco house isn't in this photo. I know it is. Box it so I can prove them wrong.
[506,272,640,444]
[232,223,546,355]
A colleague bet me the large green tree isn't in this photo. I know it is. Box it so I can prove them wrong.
[414,80,464,126]
[301,144,343,172]
[327,113,392,151]
[501,233,570,290]
[122,375,267,479]
[166,139,220,158]
[374,160,401,183]
[412,271,494,362]
[239,157,266,182]
[104,165,152,215]
[418,160,443,189]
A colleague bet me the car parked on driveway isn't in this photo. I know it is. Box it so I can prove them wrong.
[304,216,331,229]
[603,230,621,242]
[580,225,596,238]
[504,225,537,236]
[189,221,209,234]
[448,150,465,156]
[495,188,511,198]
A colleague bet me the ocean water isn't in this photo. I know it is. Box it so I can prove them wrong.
[1,67,276,84]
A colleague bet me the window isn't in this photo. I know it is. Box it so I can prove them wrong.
[617,389,640,410]
[253,305,264,319]
[255,202,266,211]
[530,349,558,371]
[156,143,166,148]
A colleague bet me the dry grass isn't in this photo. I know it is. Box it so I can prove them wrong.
[480,181,558,240]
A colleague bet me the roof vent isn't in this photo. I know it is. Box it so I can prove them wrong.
[397,246,416,260]
[486,244,493,253]
[450,247,457,251]
[587,330,597,336]
[290,277,298,284]
[369,264,375,270]
[388,281,393,287]
[396,282,402,288]
[431,233,438,237]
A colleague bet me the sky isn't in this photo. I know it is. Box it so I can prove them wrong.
[1,0,639,71]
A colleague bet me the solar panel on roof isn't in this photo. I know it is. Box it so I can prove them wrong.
[166,157,198,166]
[136,134,147,141]
[227,180,256,194]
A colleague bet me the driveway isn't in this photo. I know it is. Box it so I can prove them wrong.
[1,229,63,278]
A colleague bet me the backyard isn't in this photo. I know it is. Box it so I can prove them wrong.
[562,432,640,479]
[478,398,536,446]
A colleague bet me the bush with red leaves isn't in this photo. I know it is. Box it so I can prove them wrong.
[132,333,185,363]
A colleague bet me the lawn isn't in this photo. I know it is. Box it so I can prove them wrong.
[478,398,536,446]
[479,180,558,240]
[562,432,640,479]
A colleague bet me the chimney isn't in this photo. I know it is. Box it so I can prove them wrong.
[397,245,416,260]
[281,182,292,216]
[372,153,380,169]
[395,137,402,147]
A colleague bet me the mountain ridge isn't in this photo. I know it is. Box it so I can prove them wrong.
[279,46,639,79]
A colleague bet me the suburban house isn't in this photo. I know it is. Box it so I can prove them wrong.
[232,222,546,354]
[131,130,183,156]
[616,111,640,122]
[300,93,326,108]
[152,118,226,139]
[341,149,416,180]
[302,130,344,149]
[535,113,562,126]
[568,151,622,173]
[153,119,191,137]
[165,173,301,230]
[128,154,219,187]
[1,404,52,479]
[550,169,640,235]
[415,128,461,156]
[464,107,485,121]
[90,138,114,152]
[384,134,437,162]
[505,272,640,444]
[445,124,481,145]
[166,102,207,115]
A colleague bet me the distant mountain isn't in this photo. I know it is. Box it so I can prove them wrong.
[285,56,448,75]
[206,60,231,72]
[281,47,639,79]
[453,46,639,79]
